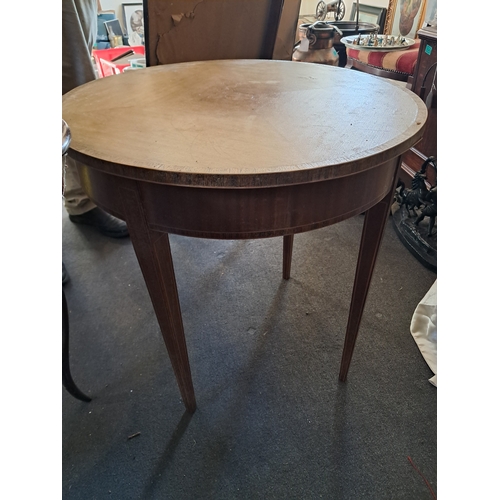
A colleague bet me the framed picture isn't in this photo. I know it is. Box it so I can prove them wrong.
[103,18,124,39]
[122,3,144,45]
[97,12,116,43]
[349,4,387,32]
[385,0,427,38]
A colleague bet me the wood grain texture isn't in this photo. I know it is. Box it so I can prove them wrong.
[62,59,428,408]
[63,60,427,188]
[75,156,399,239]
[339,165,401,381]
[121,180,197,413]
[282,234,294,279]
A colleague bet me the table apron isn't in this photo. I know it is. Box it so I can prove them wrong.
[76,157,400,239]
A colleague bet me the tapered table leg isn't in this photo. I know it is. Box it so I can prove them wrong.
[282,234,294,280]
[338,186,396,381]
[122,184,197,413]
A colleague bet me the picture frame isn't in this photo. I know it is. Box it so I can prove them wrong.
[103,18,124,39]
[122,2,144,44]
[349,4,387,32]
[385,0,427,38]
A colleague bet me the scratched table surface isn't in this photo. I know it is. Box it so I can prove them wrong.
[62,59,427,189]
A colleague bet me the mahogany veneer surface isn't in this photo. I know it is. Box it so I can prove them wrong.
[62,60,427,412]
[63,60,427,189]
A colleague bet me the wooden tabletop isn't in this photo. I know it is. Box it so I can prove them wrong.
[62,59,427,188]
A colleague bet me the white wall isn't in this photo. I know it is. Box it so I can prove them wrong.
[100,0,128,14]
[99,0,134,32]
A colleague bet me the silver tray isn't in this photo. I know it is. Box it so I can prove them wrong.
[341,35,415,51]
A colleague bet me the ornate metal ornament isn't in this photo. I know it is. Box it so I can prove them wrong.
[316,1,346,22]
[391,157,437,271]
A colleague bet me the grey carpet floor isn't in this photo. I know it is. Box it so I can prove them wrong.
[62,204,437,499]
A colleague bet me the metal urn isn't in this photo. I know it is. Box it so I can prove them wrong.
[292,21,341,66]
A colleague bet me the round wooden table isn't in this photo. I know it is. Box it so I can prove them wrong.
[63,59,427,413]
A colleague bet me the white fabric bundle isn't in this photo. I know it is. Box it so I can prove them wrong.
[410,280,437,387]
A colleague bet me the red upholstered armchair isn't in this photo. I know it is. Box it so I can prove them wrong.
[345,39,420,82]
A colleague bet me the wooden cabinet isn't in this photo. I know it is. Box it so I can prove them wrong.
[391,26,437,272]
[400,26,437,187]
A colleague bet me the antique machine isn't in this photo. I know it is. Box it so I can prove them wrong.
[315,0,346,21]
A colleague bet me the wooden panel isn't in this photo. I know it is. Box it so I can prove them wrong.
[144,0,286,66]
[272,0,301,60]
[74,157,398,238]
[410,26,437,98]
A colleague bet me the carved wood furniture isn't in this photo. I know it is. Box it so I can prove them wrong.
[391,26,437,271]
[62,60,427,413]
[400,25,437,187]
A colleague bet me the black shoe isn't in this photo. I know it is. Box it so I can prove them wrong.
[69,207,129,238]
[63,262,69,285]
